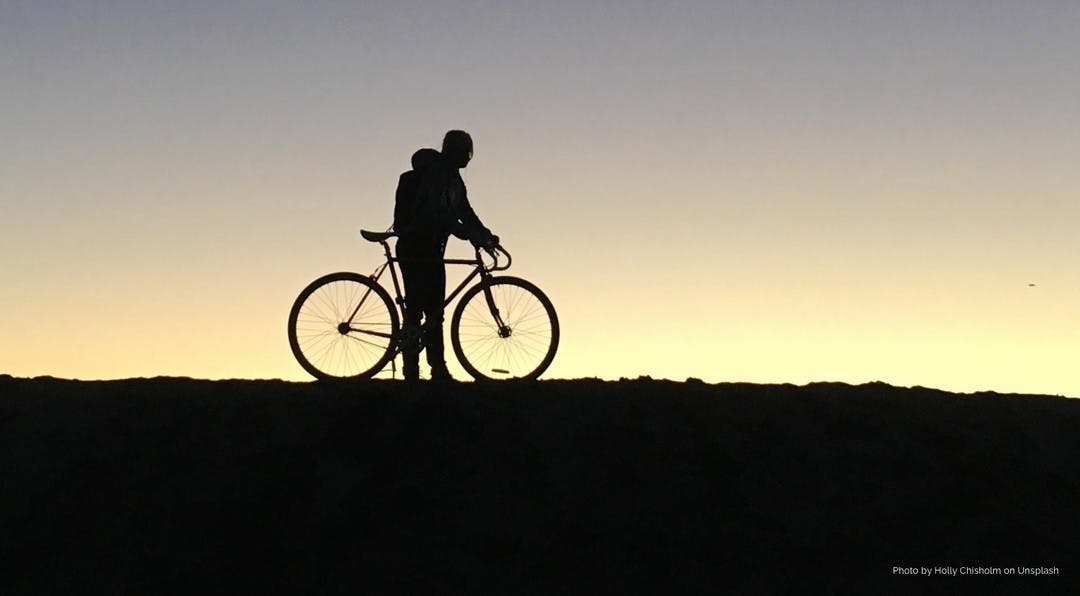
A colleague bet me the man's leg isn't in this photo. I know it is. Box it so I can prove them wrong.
[399,258,422,381]
[421,260,451,380]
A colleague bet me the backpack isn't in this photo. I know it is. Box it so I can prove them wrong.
[394,155,453,245]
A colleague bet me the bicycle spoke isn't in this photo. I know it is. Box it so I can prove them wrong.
[299,306,337,325]
[313,336,344,369]
[318,338,340,374]
[509,336,542,359]
[316,285,342,322]
[299,332,337,355]
[344,332,390,351]
[466,335,501,365]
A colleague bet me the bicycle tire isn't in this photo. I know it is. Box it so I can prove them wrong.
[288,272,399,379]
[450,276,559,381]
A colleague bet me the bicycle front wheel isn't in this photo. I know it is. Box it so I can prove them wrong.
[451,276,559,381]
[288,272,399,379]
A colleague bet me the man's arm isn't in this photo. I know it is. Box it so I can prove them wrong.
[448,173,497,246]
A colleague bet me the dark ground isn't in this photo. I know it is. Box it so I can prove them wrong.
[1,375,1077,594]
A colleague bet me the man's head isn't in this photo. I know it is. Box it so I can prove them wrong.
[442,130,473,168]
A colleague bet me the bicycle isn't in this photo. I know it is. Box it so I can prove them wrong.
[287,230,559,381]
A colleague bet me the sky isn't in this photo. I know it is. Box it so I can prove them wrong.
[3,1,1079,396]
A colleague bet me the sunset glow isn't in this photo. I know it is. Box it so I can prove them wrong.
[3,2,1079,396]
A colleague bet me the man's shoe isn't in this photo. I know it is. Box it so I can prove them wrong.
[429,365,455,382]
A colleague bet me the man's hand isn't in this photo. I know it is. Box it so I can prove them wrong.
[474,234,500,250]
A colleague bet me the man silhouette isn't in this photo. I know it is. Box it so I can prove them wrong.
[393,130,498,381]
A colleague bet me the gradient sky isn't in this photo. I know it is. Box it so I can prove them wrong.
[3,1,1078,395]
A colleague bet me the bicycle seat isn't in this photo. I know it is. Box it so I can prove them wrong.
[361,229,397,243]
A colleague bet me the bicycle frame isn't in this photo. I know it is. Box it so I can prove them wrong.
[349,235,513,341]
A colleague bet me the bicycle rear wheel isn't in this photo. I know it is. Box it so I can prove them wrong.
[288,272,399,379]
[450,276,559,381]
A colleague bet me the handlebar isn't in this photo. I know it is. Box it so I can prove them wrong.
[479,244,512,272]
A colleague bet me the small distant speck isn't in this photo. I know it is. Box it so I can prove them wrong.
[1028,283,1037,287]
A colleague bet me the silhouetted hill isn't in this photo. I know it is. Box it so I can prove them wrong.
[1,376,1076,594]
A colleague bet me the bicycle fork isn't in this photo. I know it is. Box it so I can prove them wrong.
[482,282,511,338]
